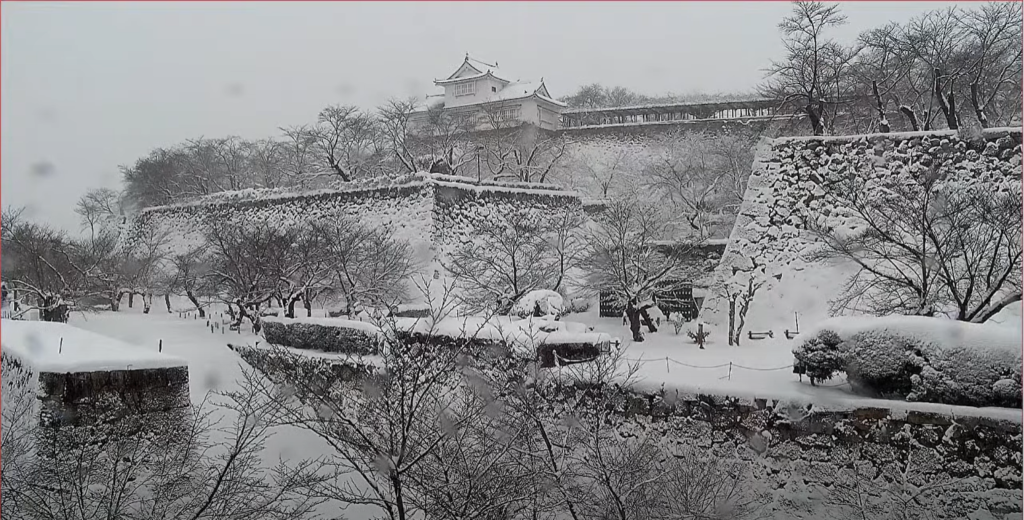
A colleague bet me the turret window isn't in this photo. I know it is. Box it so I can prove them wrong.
[454,82,475,97]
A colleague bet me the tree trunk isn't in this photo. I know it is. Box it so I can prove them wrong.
[304,288,313,317]
[727,297,736,346]
[111,290,124,312]
[286,295,299,319]
[970,82,990,129]
[639,306,657,333]
[625,302,644,342]
[142,294,152,314]
[899,106,921,131]
[391,474,407,520]
[872,81,890,133]
[164,294,172,313]
[186,290,205,318]
[128,292,135,308]
[933,68,958,130]
[806,103,824,136]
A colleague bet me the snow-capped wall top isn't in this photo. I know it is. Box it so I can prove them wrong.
[141,172,578,214]
[771,126,1019,145]
[1,320,187,373]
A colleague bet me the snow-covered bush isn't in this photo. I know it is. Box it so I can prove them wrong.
[791,329,844,385]
[798,316,1023,407]
[261,317,382,355]
[667,315,686,335]
[566,296,591,314]
[511,290,565,318]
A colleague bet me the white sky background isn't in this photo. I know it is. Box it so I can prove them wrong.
[2,1,963,232]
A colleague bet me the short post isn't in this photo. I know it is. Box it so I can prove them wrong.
[59,337,63,354]
[728,362,733,381]
[159,339,163,353]
[666,356,670,373]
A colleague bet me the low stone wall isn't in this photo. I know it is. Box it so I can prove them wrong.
[229,345,1022,519]
[37,366,191,428]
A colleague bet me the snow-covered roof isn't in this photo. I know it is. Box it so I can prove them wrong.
[488,80,566,107]
[1,320,188,373]
[435,55,511,85]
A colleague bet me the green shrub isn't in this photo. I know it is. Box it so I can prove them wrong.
[262,318,381,355]
[791,329,845,385]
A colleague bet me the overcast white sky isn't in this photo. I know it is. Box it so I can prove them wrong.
[2,1,962,231]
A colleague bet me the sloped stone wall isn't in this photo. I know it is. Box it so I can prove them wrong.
[702,128,1023,330]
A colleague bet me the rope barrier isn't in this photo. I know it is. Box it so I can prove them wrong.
[623,356,792,372]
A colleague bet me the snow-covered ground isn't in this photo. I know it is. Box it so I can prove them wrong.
[54,302,1022,424]
[573,306,1022,422]
[2,319,186,372]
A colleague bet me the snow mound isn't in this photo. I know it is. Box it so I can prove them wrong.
[511,290,565,318]
[1,320,187,372]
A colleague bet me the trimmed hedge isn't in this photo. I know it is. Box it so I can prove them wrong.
[262,318,381,355]
[262,316,613,368]
[793,317,1022,408]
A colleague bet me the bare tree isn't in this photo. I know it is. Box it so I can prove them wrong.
[307,105,384,182]
[718,256,769,346]
[807,159,1022,322]
[567,147,640,199]
[762,2,860,136]
[204,221,295,331]
[378,98,423,174]
[643,131,755,239]
[246,138,288,189]
[310,219,416,316]
[583,197,698,306]
[478,106,567,183]
[1,362,323,520]
[169,246,215,318]
[233,327,496,520]
[280,125,318,181]
[959,2,1023,129]
[75,188,126,241]
[445,213,576,314]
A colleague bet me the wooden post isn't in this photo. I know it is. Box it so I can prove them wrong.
[159,339,163,353]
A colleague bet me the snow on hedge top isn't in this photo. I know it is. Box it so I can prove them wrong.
[800,315,1023,356]
[1,320,187,373]
[261,316,384,336]
[264,315,614,348]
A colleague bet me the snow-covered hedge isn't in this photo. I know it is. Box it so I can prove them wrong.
[793,316,1023,408]
[260,315,615,367]
[261,317,383,355]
